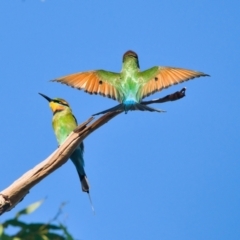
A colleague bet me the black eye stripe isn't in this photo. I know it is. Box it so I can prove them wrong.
[53,100,69,107]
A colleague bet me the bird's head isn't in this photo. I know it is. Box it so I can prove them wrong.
[39,93,71,114]
[123,50,138,60]
[122,50,140,68]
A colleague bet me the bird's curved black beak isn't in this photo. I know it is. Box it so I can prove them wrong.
[39,93,52,102]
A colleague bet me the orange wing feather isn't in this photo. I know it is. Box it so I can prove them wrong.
[140,67,209,99]
[52,71,120,101]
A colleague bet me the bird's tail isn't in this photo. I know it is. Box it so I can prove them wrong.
[92,103,124,116]
[131,103,166,113]
[78,174,90,193]
[79,173,95,213]
[70,148,90,193]
[71,148,95,213]
[92,103,165,116]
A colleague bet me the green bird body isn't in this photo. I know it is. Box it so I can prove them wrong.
[52,106,78,145]
[39,93,90,193]
[52,50,209,115]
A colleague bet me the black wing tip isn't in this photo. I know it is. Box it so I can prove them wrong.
[187,72,210,81]
[199,72,210,77]
[49,78,61,83]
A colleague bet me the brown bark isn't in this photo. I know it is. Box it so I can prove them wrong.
[0,112,120,215]
[0,88,185,215]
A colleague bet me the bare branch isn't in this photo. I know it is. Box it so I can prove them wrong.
[141,88,186,105]
[0,112,120,215]
[0,88,186,215]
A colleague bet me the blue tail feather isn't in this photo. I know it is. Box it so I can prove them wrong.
[92,103,165,116]
[70,147,90,193]
[92,104,123,116]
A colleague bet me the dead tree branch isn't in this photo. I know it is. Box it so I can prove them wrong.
[0,111,120,215]
[0,88,186,215]
[141,87,186,105]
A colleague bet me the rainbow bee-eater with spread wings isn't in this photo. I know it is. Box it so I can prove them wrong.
[52,50,209,115]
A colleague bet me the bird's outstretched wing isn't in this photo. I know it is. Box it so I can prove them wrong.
[138,66,209,99]
[52,70,121,101]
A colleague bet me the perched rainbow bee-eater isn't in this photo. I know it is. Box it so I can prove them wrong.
[39,93,90,193]
[52,50,209,115]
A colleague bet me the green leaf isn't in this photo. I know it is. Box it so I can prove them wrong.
[15,200,44,219]
[59,223,74,240]
[40,223,62,230]
[44,232,66,240]
[3,219,27,228]
[2,234,16,240]
[0,223,3,236]
[25,223,60,232]
[1,200,76,239]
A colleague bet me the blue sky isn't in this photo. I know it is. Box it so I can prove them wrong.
[0,1,240,239]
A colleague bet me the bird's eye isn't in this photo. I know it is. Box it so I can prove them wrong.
[54,100,62,105]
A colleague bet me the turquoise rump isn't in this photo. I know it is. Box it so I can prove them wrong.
[52,50,209,115]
